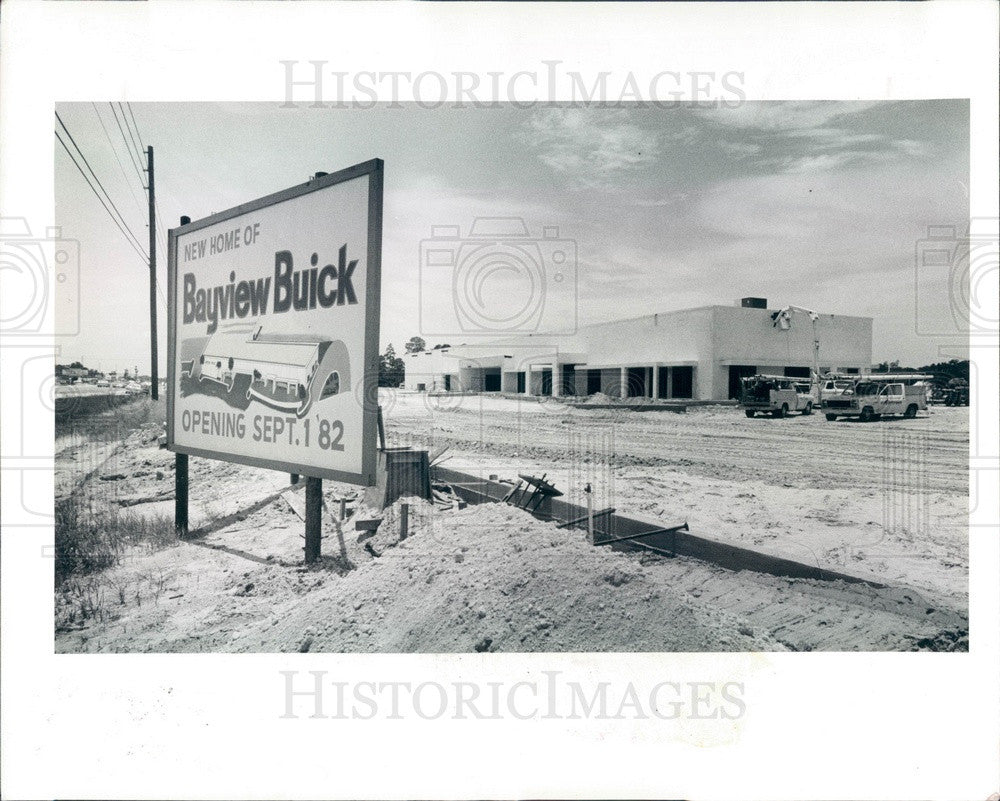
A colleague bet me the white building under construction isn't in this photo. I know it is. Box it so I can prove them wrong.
[404,298,873,401]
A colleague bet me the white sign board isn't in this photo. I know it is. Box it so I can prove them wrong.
[167,160,382,485]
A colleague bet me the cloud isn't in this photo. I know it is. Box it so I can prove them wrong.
[693,100,884,132]
[519,107,660,189]
[690,102,934,176]
[714,139,764,159]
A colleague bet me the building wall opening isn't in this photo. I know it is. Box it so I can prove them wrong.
[587,369,602,395]
[483,368,501,392]
[516,372,526,393]
[443,374,452,391]
[627,367,646,398]
[560,364,576,396]
[657,366,668,399]
[784,366,811,378]
[672,366,693,398]
[728,365,756,399]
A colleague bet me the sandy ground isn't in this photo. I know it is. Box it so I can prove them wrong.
[385,393,968,604]
[54,392,969,653]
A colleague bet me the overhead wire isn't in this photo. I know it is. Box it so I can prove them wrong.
[60,106,168,374]
[122,103,170,315]
[55,111,148,258]
[91,103,145,215]
[125,102,145,152]
[54,125,149,265]
[118,102,146,173]
[109,102,145,185]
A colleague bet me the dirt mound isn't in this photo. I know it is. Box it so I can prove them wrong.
[229,502,783,652]
[582,391,618,404]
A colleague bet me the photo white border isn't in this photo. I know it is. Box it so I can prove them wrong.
[1,2,997,799]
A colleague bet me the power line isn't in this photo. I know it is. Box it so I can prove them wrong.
[55,112,147,257]
[122,105,168,318]
[110,102,145,185]
[126,102,145,152]
[118,102,145,173]
[154,200,169,239]
[114,105,170,340]
[55,128,149,265]
[117,107,166,312]
[124,105,169,319]
[152,197,168,244]
[92,103,145,214]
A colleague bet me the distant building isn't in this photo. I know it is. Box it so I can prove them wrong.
[55,365,90,384]
[404,298,872,402]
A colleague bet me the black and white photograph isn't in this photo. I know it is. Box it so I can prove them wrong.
[1,2,997,800]
[50,99,973,654]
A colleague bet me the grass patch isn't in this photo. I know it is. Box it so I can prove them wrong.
[55,496,177,586]
[56,395,167,442]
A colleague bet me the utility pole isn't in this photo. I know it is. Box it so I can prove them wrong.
[146,146,158,400]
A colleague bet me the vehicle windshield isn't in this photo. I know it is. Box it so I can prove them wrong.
[854,382,880,396]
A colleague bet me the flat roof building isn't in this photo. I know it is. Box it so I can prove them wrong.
[404,298,873,402]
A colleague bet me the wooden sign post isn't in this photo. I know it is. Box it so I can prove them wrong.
[304,476,322,563]
[176,452,189,536]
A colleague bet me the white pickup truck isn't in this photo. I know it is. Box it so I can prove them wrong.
[821,375,931,421]
[739,375,815,418]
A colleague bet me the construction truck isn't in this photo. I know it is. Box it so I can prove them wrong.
[820,373,932,421]
[740,374,815,418]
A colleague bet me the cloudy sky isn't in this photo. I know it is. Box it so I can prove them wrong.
[54,100,968,374]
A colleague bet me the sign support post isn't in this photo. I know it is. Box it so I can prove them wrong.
[176,453,189,536]
[304,476,322,563]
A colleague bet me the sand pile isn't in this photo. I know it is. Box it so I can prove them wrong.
[229,501,783,652]
[582,391,618,404]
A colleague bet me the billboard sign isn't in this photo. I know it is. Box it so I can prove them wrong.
[167,159,382,485]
